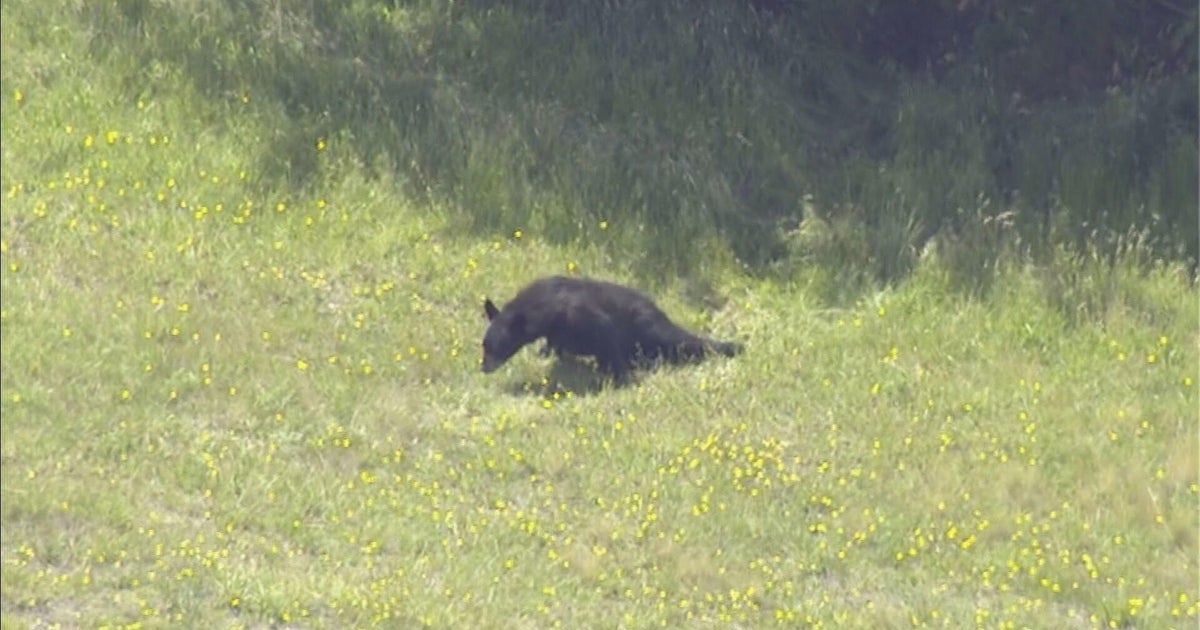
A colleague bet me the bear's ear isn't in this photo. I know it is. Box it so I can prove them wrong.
[484,298,500,321]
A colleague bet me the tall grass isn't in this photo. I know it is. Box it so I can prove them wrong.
[66,0,1197,281]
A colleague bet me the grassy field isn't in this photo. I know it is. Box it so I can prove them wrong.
[2,2,1197,629]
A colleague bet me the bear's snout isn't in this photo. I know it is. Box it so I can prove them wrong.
[481,354,504,373]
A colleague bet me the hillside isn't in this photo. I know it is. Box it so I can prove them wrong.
[1,2,1197,628]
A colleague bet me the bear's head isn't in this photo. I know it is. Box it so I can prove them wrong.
[481,298,529,373]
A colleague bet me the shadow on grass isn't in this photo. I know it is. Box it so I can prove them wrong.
[499,348,742,398]
[74,1,1199,285]
[78,0,818,276]
[501,354,641,398]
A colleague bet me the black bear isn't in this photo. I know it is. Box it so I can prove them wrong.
[481,276,743,380]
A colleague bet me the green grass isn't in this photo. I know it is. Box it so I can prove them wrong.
[2,2,1198,629]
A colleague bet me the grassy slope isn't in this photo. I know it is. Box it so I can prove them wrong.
[2,3,1197,629]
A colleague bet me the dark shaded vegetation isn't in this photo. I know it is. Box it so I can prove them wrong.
[81,0,1197,281]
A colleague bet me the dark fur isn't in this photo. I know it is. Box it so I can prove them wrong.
[481,276,743,379]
